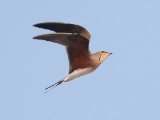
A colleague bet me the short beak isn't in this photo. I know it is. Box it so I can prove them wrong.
[109,53,112,55]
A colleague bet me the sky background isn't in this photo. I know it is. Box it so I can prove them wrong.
[0,0,160,120]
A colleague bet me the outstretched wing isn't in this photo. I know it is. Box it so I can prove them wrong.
[33,22,92,73]
[33,22,91,40]
[33,33,76,46]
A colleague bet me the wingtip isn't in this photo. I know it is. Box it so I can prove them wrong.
[32,36,37,39]
[32,36,40,39]
[32,34,50,40]
[33,22,67,28]
[33,22,47,28]
[33,23,41,28]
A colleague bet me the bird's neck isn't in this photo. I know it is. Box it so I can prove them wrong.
[90,57,101,68]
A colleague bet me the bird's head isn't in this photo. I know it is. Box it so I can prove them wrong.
[98,51,112,63]
[91,51,112,65]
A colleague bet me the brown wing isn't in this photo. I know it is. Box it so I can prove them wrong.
[33,22,91,40]
[33,26,91,73]
[33,33,76,46]
[66,35,91,73]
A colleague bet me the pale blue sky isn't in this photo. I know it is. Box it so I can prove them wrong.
[0,0,160,120]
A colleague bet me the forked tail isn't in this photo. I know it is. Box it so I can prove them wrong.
[45,80,64,92]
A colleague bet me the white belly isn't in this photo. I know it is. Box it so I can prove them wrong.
[64,67,94,82]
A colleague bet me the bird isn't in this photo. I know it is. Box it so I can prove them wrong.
[33,22,112,91]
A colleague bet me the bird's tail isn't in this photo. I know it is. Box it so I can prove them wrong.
[45,80,64,92]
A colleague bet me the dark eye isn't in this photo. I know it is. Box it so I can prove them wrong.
[102,51,104,53]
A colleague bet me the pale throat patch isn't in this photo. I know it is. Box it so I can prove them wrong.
[64,67,95,82]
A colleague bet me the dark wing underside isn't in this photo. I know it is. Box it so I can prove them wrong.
[33,33,75,46]
[33,22,91,40]
[33,22,91,73]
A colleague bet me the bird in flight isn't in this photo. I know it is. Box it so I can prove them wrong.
[33,22,112,91]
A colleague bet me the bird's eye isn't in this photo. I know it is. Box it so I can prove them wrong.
[102,51,104,53]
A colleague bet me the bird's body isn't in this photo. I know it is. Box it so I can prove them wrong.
[33,22,112,90]
[64,67,94,82]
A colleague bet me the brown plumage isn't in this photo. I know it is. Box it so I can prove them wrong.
[33,22,112,91]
